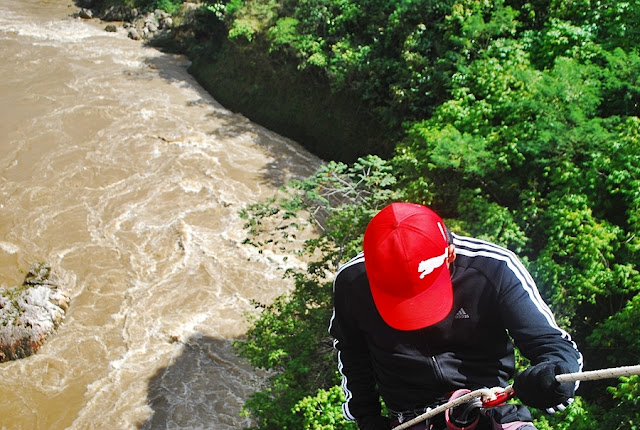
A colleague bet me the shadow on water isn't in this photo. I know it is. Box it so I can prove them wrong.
[138,334,264,430]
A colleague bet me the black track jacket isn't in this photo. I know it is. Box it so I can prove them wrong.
[329,233,583,423]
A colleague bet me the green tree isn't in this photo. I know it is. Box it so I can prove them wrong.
[199,0,640,427]
[235,156,403,429]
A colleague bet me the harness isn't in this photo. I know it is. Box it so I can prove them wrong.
[389,400,444,426]
[392,365,640,430]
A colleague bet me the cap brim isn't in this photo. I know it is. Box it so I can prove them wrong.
[370,265,453,331]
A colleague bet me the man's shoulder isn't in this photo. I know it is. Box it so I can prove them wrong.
[451,234,531,288]
[335,251,367,285]
[452,234,515,264]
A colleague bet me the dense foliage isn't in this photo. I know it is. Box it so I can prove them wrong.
[87,0,639,428]
[222,1,640,429]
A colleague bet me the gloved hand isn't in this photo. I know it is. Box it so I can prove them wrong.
[357,414,392,430]
[513,362,575,409]
[445,389,481,430]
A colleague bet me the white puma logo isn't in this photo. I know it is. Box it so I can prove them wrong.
[418,249,448,279]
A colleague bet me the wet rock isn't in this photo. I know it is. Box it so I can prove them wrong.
[86,4,178,41]
[78,8,93,19]
[93,6,177,40]
[146,22,158,33]
[128,27,141,41]
[0,263,71,363]
[159,16,173,30]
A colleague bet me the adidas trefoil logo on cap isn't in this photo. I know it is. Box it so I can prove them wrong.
[455,308,470,319]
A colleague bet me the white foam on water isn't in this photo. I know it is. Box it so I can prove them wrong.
[0,1,323,428]
[0,241,19,254]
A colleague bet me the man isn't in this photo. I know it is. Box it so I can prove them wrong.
[329,203,582,430]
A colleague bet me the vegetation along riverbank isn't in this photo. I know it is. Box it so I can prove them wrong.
[80,1,639,429]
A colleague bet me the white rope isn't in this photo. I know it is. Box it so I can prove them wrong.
[392,364,640,430]
[555,364,640,383]
[393,387,506,430]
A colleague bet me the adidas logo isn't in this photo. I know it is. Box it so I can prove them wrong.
[455,308,470,319]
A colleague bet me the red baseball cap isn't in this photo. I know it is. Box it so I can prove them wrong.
[363,203,453,330]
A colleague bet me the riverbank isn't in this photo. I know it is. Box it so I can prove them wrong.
[188,43,391,163]
[77,0,392,163]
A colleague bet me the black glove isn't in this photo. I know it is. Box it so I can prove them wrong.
[357,415,392,430]
[513,362,575,409]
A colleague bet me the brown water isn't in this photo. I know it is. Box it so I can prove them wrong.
[0,1,321,428]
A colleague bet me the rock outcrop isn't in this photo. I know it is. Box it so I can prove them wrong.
[0,263,71,362]
[75,1,175,42]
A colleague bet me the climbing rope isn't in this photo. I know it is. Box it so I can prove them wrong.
[393,364,640,430]
[393,387,503,430]
[555,364,640,383]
